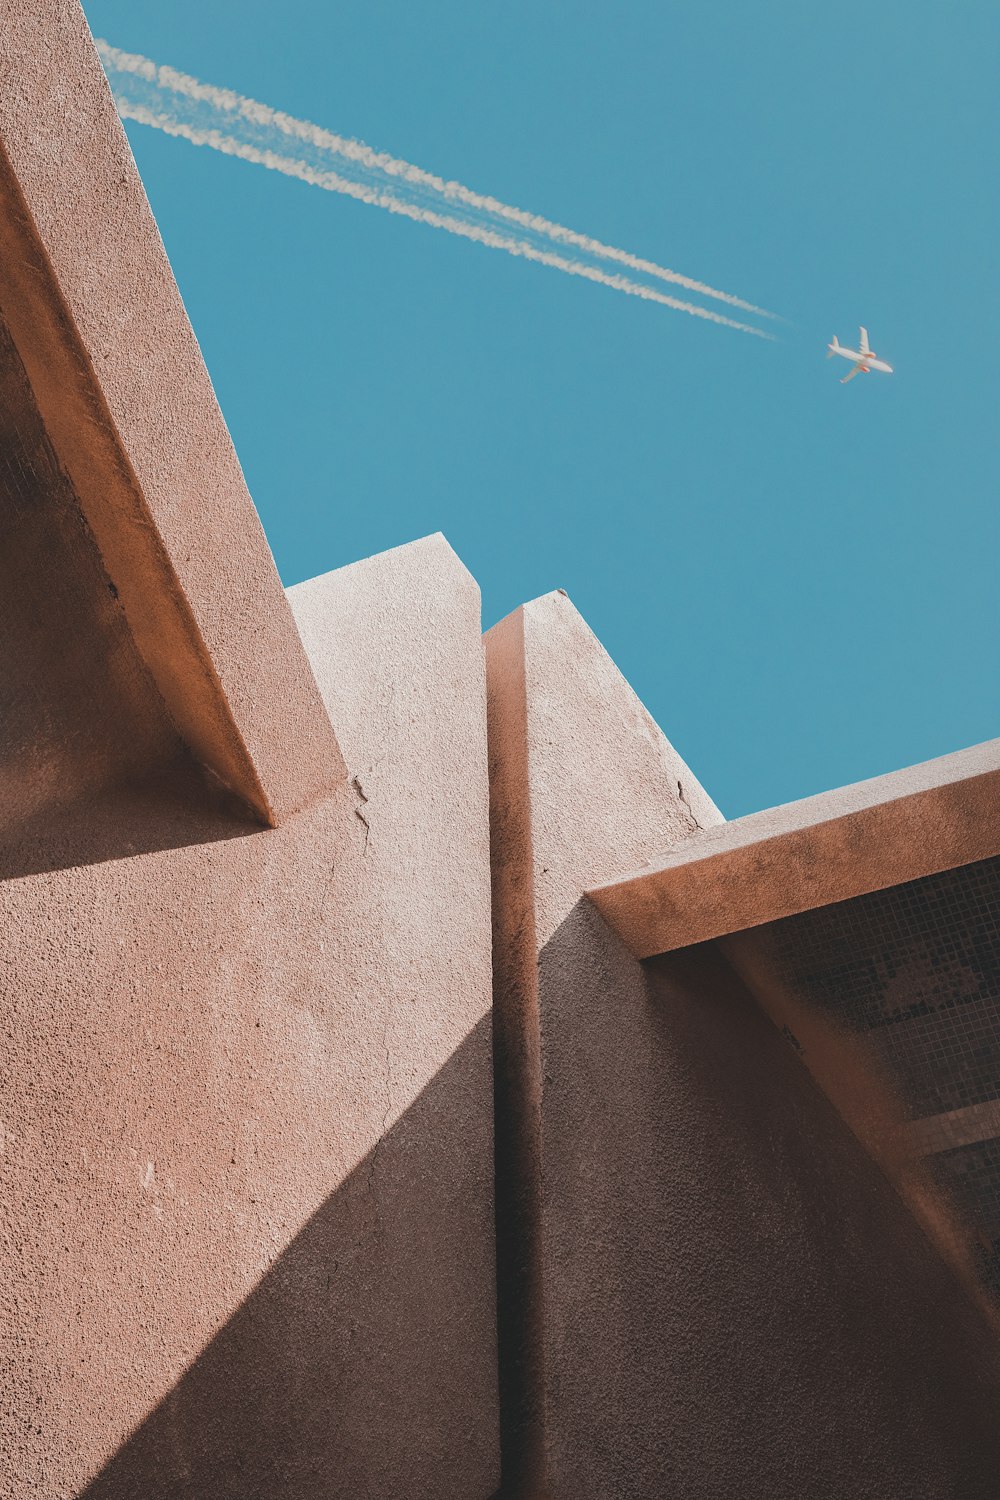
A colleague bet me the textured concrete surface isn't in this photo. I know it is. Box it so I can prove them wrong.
[719,857,1000,1323]
[5,4,1000,1493]
[0,0,343,823]
[589,738,1000,956]
[0,535,499,1498]
[486,591,1000,1499]
[486,592,719,1496]
[0,313,180,832]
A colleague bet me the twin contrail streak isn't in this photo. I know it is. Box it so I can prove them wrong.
[96,40,776,339]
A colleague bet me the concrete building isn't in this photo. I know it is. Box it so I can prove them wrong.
[2,5,999,1496]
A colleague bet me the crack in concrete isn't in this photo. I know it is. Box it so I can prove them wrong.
[351,774,371,852]
[676,778,701,832]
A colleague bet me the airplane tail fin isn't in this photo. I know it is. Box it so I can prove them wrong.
[827,335,840,358]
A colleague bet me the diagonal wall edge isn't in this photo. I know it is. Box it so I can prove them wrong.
[0,0,344,824]
[588,738,1000,957]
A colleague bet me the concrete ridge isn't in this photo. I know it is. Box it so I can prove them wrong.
[515,588,725,842]
[0,0,345,824]
[293,531,481,602]
[588,737,1000,955]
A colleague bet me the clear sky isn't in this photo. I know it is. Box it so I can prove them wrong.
[81,0,999,816]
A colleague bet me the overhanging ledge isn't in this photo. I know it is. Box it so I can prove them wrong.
[586,739,1000,957]
[0,1,345,824]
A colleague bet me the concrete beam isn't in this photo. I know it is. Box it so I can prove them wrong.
[0,0,344,824]
[588,738,1000,957]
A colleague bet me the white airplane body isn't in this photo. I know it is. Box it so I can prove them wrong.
[827,327,893,384]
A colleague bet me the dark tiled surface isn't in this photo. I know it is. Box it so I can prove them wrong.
[758,856,1000,1297]
[932,1138,1000,1230]
[930,1138,1000,1293]
[763,857,1000,1119]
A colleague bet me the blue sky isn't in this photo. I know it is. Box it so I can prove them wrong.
[82,0,999,816]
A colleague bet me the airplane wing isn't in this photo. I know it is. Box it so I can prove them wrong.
[841,364,862,384]
[858,326,870,355]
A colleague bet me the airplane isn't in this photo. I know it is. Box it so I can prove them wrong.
[827,327,893,384]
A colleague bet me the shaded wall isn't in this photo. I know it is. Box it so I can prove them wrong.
[0,0,346,820]
[724,856,1000,1306]
[0,535,499,1498]
[0,313,180,830]
[486,590,1000,1499]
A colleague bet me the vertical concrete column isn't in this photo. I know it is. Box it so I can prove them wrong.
[486,591,720,1497]
[486,591,1000,1500]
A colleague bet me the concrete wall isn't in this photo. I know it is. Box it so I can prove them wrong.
[0,0,344,822]
[485,590,1000,1499]
[720,860,1000,1321]
[0,535,499,1498]
[3,6,1000,1492]
[0,312,180,831]
[589,737,1000,956]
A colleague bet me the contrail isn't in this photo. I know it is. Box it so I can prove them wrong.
[116,101,769,336]
[96,40,775,338]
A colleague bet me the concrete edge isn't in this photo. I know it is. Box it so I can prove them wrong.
[519,590,725,837]
[588,739,1000,956]
[483,603,548,1498]
[290,532,480,610]
[0,0,345,825]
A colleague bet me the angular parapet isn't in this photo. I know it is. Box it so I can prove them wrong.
[588,738,1000,956]
[0,0,344,826]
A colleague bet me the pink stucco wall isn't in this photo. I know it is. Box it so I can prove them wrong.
[3,5,1000,1496]
[0,536,499,1497]
[0,0,343,823]
[485,589,1000,1499]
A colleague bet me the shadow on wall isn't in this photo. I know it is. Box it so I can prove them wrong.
[79,1017,499,1500]
[500,898,1000,1500]
[44,889,1000,1498]
[718,923,1000,1329]
[0,757,259,882]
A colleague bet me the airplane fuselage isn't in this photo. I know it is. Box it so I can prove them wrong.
[828,343,893,374]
